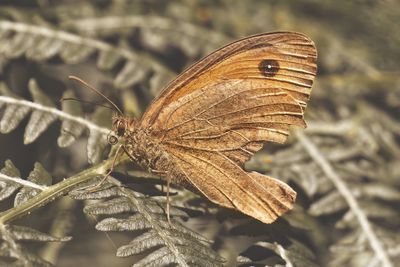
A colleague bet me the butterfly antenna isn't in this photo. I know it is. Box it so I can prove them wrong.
[60,97,116,111]
[68,75,123,115]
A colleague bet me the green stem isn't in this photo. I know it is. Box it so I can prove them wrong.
[0,154,129,224]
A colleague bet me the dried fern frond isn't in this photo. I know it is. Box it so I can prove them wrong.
[0,20,173,90]
[0,159,48,202]
[238,238,318,267]
[0,1,399,266]
[0,80,112,163]
[62,15,228,58]
[70,180,225,267]
[0,160,71,266]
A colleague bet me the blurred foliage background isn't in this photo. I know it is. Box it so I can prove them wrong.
[0,0,399,266]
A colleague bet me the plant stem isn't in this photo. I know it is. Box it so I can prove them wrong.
[0,154,129,224]
[296,131,393,267]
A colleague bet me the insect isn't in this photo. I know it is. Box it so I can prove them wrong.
[71,32,317,224]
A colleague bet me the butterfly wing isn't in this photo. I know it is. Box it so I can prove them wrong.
[141,32,316,127]
[167,146,297,223]
[141,32,317,223]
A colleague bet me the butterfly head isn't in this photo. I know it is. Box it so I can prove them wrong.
[108,114,128,145]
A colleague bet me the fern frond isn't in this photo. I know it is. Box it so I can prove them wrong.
[0,161,71,266]
[24,79,58,144]
[0,223,70,266]
[57,90,85,147]
[296,131,393,267]
[238,238,318,267]
[0,160,24,201]
[0,20,174,90]
[14,162,51,207]
[247,110,399,267]
[0,80,112,163]
[62,15,228,57]
[0,159,51,205]
[0,159,50,204]
[70,180,224,267]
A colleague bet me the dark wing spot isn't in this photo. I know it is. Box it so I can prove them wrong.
[258,59,280,77]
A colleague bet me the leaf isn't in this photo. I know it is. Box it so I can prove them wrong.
[0,81,111,162]
[14,162,52,206]
[97,49,123,70]
[57,90,85,147]
[0,83,31,134]
[8,225,71,242]
[96,214,152,231]
[84,197,138,215]
[87,107,111,164]
[114,61,149,89]
[25,37,64,60]
[63,15,228,58]
[308,191,346,216]
[0,20,174,91]
[0,160,74,266]
[68,179,119,199]
[116,231,164,256]
[0,160,22,201]
[24,79,57,144]
[2,31,40,59]
[238,238,318,267]
[358,183,400,201]
[78,182,223,267]
[59,44,96,64]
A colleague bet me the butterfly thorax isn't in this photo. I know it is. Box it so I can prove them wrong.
[112,115,175,178]
[120,126,169,176]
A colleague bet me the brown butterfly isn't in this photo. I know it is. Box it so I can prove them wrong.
[72,32,317,224]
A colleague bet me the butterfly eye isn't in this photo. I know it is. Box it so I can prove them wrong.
[108,135,118,145]
[258,59,280,77]
[117,125,125,136]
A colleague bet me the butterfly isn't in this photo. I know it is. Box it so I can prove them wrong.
[72,31,317,224]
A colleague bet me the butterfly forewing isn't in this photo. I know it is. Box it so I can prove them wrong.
[140,32,317,224]
[141,32,316,127]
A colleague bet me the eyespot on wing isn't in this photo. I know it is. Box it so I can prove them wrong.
[258,59,280,77]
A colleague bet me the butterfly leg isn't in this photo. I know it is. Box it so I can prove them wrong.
[84,144,124,192]
[149,169,172,225]
[121,146,138,162]
[165,171,172,226]
[118,147,174,225]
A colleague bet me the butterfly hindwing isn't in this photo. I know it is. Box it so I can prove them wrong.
[168,146,296,223]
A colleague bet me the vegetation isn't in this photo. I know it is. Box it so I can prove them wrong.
[0,1,399,266]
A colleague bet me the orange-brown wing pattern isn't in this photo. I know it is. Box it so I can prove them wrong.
[167,146,296,223]
[140,32,317,224]
[159,80,305,164]
[141,32,317,128]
